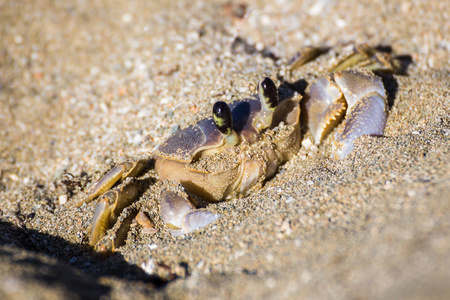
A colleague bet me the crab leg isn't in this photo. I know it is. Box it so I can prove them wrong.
[85,160,147,204]
[288,46,324,72]
[82,160,147,250]
[159,189,221,237]
[329,44,396,73]
[90,180,141,246]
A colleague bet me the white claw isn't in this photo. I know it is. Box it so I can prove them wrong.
[333,69,388,159]
[334,92,387,159]
[305,69,388,159]
[305,74,346,144]
[160,189,221,236]
[183,210,222,234]
[333,69,386,108]
[160,190,195,230]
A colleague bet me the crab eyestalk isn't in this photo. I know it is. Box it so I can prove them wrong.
[255,77,278,131]
[213,101,239,146]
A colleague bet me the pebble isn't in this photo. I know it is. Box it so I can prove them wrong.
[147,244,158,250]
[14,35,23,44]
[285,196,295,203]
[58,194,68,205]
[122,13,133,23]
[301,138,313,150]
[9,174,20,182]
[136,212,155,228]
[140,259,156,275]
[280,219,292,236]
[407,190,417,197]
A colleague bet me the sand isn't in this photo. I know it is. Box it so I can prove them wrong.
[0,0,449,299]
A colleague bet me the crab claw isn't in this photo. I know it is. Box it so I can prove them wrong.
[333,69,387,159]
[160,189,221,236]
[304,73,347,144]
[304,69,388,159]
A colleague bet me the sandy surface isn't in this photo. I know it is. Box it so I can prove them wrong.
[1,0,449,299]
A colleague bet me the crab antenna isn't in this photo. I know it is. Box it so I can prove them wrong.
[255,77,278,130]
[213,101,239,146]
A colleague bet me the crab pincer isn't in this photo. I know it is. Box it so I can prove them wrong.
[160,189,221,237]
[296,44,398,159]
[304,69,388,159]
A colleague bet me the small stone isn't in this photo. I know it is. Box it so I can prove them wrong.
[9,174,19,181]
[58,194,68,205]
[280,219,292,236]
[308,1,325,16]
[265,253,274,262]
[147,244,158,250]
[407,190,417,197]
[141,259,156,275]
[196,260,204,269]
[122,13,133,23]
[335,18,347,28]
[285,196,295,203]
[14,35,23,44]
[307,180,314,186]
[310,144,319,152]
[255,42,265,52]
[136,211,155,228]
[384,181,393,190]
[301,138,313,150]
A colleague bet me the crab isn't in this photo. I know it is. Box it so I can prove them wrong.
[82,44,400,253]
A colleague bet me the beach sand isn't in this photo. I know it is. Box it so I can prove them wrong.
[1,0,449,299]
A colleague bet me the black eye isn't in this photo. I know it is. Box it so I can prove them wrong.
[213,101,233,135]
[258,77,278,111]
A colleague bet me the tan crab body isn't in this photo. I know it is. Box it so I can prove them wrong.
[154,96,301,202]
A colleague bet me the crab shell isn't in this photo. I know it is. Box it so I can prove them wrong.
[153,95,302,202]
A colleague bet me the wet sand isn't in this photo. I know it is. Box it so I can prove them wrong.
[1,0,449,299]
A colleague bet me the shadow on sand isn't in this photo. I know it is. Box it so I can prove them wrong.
[0,220,167,299]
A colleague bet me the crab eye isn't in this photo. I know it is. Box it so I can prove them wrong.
[258,77,278,112]
[213,101,239,146]
[213,101,233,135]
[254,77,279,131]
